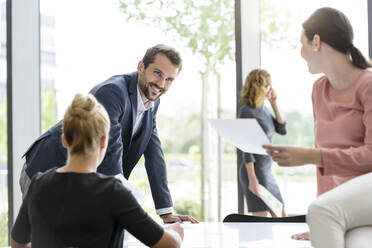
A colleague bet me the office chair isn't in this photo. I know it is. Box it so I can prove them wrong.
[223,213,306,223]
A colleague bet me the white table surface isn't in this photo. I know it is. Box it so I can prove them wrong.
[123,222,312,248]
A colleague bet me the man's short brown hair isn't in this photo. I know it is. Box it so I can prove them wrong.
[142,44,182,72]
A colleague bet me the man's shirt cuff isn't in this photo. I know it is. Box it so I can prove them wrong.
[156,207,173,215]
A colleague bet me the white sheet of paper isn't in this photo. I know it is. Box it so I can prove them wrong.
[258,184,283,217]
[209,119,270,155]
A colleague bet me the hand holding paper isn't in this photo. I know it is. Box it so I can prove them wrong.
[209,119,270,155]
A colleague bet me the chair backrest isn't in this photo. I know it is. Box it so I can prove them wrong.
[223,213,306,223]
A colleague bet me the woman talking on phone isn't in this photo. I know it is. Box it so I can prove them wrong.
[238,69,287,217]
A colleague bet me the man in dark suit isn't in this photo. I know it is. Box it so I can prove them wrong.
[21,44,198,224]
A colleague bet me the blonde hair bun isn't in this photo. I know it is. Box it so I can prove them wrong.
[69,94,96,118]
[63,94,110,155]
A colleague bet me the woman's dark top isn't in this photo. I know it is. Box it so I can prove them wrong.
[238,104,287,212]
[11,168,164,248]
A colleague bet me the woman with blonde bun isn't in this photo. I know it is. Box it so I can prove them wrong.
[11,94,183,248]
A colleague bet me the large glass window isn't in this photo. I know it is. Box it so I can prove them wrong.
[40,0,236,221]
[0,0,7,245]
[260,0,368,214]
[39,0,369,222]
[40,9,57,132]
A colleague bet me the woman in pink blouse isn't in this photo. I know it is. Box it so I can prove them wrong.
[264,7,372,246]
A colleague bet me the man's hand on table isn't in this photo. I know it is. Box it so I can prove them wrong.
[160,213,199,224]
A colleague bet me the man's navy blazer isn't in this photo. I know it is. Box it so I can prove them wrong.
[24,72,173,210]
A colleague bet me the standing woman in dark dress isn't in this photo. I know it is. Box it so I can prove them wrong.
[238,69,287,217]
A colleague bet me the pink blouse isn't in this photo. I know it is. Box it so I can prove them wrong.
[312,70,372,195]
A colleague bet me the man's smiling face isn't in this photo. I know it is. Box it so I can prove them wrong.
[137,53,179,102]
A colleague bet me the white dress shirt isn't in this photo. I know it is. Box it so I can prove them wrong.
[134,86,173,215]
